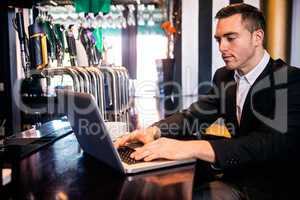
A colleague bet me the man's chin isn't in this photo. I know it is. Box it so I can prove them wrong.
[225,63,238,70]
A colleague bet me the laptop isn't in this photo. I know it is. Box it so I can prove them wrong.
[57,91,195,174]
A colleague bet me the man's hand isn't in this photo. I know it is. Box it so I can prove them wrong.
[114,127,216,163]
[131,138,216,163]
[113,126,160,148]
[130,138,196,161]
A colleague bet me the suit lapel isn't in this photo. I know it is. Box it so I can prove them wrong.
[224,71,239,135]
[239,58,274,132]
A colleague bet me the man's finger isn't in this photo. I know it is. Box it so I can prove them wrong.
[144,153,159,161]
[133,150,151,160]
[130,147,143,158]
[113,141,120,148]
[114,133,134,148]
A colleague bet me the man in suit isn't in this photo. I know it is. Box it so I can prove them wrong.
[115,3,300,199]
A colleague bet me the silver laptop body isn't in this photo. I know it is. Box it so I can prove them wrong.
[58,91,195,174]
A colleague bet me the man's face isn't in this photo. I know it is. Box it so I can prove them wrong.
[214,14,261,72]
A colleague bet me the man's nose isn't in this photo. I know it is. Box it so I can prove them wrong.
[219,40,228,52]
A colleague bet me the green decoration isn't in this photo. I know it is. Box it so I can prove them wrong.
[93,28,103,53]
[74,0,111,14]
[53,24,65,50]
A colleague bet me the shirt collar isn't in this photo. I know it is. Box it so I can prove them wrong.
[234,50,270,85]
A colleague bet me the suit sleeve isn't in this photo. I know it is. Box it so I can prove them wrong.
[151,70,222,137]
[209,68,300,169]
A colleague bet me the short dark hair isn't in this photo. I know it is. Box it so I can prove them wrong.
[215,3,265,33]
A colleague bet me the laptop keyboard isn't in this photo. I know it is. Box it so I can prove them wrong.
[117,146,143,165]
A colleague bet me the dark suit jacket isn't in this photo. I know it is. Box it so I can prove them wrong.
[153,58,300,171]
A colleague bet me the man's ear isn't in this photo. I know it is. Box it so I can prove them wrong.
[253,29,264,46]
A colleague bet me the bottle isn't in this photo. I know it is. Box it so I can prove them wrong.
[28,22,48,70]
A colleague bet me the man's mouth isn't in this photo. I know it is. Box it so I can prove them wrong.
[222,55,234,62]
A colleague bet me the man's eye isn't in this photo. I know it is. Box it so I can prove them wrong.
[227,37,236,41]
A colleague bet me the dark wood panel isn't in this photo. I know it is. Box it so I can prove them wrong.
[198,0,212,94]
[1,134,196,199]
[0,8,21,136]
[122,5,137,79]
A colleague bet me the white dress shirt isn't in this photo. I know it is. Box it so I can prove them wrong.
[234,51,270,124]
